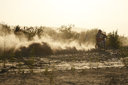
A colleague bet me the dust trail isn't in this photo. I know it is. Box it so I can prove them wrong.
[15,42,53,57]
[0,24,127,57]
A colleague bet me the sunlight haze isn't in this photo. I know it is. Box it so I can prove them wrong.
[0,0,128,35]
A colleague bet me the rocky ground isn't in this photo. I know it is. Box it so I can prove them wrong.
[0,68,128,85]
[0,49,128,85]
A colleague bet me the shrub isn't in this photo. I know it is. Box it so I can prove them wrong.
[59,25,78,40]
[44,66,49,75]
[106,31,122,49]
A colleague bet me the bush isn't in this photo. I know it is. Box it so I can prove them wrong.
[59,25,78,40]
[106,31,122,49]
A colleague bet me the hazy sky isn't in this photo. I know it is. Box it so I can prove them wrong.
[0,0,128,35]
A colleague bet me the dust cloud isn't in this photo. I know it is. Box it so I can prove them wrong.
[1,24,127,57]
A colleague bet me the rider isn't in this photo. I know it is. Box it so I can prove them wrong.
[96,30,107,49]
